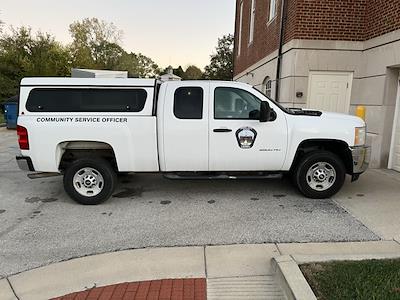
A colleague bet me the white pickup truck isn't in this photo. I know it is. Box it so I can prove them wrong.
[16,78,370,205]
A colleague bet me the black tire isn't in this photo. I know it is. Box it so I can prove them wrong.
[293,151,346,199]
[63,157,117,205]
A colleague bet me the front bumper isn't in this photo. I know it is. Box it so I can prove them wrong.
[16,156,35,172]
[350,145,370,181]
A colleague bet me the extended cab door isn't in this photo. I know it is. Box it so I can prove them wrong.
[159,81,209,171]
[209,82,288,171]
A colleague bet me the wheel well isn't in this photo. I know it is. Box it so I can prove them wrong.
[58,141,118,172]
[292,139,353,174]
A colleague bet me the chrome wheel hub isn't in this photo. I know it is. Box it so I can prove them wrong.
[73,167,104,197]
[306,162,336,191]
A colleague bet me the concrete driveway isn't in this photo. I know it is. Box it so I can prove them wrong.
[334,168,400,240]
[2,127,398,278]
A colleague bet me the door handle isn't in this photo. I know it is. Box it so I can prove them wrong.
[213,128,232,133]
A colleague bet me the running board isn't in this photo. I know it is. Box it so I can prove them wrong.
[28,172,62,179]
[163,173,283,180]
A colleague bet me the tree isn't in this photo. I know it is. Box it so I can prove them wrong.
[160,65,187,79]
[114,52,160,78]
[135,53,160,78]
[203,34,234,80]
[0,27,70,101]
[0,18,162,103]
[114,51,138,77]
[173,66,185,79]
[69,17,123,69]
[0,12,4,34]
[69,18,160,77]
[184,65,203,80]
[28,32,71,76]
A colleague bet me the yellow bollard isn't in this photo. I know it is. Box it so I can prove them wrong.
[356,105,366,121]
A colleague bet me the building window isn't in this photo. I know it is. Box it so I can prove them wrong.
[237,1,244,56]
[269,0,277,21]
[249,0,256,44]
[263,76,272,98]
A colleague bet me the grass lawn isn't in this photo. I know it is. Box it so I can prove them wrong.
[301,259,400,300]
[0,113,4,124]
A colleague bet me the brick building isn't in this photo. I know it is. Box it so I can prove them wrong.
[233,0,400,169]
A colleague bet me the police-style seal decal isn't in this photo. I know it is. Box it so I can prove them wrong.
[236,127,257,149]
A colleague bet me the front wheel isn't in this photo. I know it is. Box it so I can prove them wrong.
[63,158,117,205]
[293,151,346,199]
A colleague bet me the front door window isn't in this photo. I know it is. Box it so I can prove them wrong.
[214,87,261,120]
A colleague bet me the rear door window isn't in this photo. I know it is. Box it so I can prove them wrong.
[173,87,204,119]
[26,88,147,112]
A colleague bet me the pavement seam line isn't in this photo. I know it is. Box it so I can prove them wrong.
[207,274,272,280]
[6,277,20,300]
[203,245,208,278]
[275,243,283,255]
[331,197,382,240]
[289,254,297,263]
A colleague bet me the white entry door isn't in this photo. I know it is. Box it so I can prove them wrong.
[389,80,400,172]
[308,71,353,113]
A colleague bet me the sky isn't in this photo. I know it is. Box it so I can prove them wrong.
[0,0,236,69]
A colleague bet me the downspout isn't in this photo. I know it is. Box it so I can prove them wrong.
[275,0,287,101]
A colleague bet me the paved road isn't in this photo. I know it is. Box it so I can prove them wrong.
[0,128,378,277]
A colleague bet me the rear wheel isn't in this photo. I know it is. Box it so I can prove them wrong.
[63,158,117,205]
[293,151,346,199]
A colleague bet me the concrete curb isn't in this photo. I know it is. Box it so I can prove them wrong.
[292,253,400,264]
[273,248,400,300]
[2,243,286,300]
[277,240,400,254]
[7,246,205,300]
[272,255,317,300]
[4,241,400,300]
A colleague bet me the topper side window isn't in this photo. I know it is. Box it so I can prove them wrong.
[26,88,147,112]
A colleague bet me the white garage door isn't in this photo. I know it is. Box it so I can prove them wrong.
[308,71,353,113]
[389,81,400,172]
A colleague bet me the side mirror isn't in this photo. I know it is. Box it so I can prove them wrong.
[260,101,271,122]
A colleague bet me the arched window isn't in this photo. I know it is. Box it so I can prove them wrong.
[262,76,272,98]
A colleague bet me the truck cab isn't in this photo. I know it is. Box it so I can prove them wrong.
[158,81,288,172]
[16,78,370,204]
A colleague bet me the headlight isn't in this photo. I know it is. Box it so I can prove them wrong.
[354,127,366,146]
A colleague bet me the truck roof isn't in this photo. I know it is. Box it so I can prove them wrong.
[20,77,157,87]
[159,80,252,90]
[20,78,252,91]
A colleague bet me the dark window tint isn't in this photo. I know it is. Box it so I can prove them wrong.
[174,87,203,119]
[26,88,147,112]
